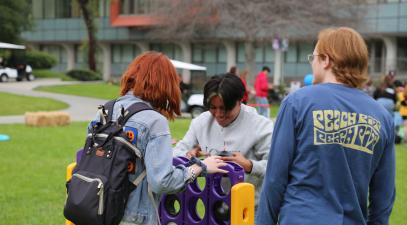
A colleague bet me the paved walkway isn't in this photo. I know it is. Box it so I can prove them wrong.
[0,79,107,124]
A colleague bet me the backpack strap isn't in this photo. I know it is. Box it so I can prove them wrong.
[117,103,160,225]
[117,102,153,126]
[104,99,116,122]
[96,99,116,125]
[131,170,146,186]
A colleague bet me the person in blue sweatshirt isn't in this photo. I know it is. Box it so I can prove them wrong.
[256,27,395,225]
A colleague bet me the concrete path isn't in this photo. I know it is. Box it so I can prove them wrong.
[0,79,107,124]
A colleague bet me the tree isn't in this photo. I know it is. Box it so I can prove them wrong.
[77,0,98,72]
[150,0,366,86]
[0,0,32,43]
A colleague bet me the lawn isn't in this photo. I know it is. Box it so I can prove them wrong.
[33,69,73,81]
[0,119,189,224]
[0,119,405,224]
[35,83,120,100]
[0,92,69,116]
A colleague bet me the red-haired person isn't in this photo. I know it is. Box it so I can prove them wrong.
[257,28,395,225]
[95,51,227,225]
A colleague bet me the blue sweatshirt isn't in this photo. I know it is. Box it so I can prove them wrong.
[256,83,395,225]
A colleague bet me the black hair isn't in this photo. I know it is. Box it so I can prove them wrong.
[203,73,245,111]
[229,66,237,75]
[262,66,270,72]
[394,80,404,88]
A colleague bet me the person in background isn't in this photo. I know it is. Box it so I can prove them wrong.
[229,65,239,76]
[394,80,404,144]
[229,66,250,104]
[239,69,250,104]
[173,73,274,205]
[362,77,375,97]
[396,81,407,142]
[178,74,191,102]
[94,51,228,225]
[373,73,397,116]
[257,27,395,225]
[254,66,272,118]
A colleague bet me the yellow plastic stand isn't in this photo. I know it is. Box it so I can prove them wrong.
[66,162,76,181]
[230,183,255,225]
[65,162,76,225]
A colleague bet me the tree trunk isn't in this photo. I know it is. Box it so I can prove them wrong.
[78,0,97,72]
[244,40,256,87]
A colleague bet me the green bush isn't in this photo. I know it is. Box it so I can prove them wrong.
[66,69,102,81]
[26,50,57,69]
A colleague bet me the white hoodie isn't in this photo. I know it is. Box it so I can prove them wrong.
[173,104,274,203]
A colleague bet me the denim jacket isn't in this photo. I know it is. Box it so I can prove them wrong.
[89,93,190,225]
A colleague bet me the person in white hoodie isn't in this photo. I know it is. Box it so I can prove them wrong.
[173,73,274,204]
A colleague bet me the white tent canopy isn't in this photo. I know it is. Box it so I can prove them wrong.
[0,42,26,50]
[170,59,206,71]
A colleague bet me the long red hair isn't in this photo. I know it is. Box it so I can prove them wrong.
[120,51,181,120]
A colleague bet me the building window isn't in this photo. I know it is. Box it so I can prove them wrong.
[150,43,182,60]
[120,0,153,15]
[298,43,314,63]
[43,0,56,18]
[204,46,216,63]
[99,0,110,17]
[237,43,245,63]
[112,45,122,63]
[41,45,65,63]
[264,44,274,63]
[111,44,141,63]
[75,45,85,64]
[192,44,226,64]
[237,43,274,64]
[255,47,264,63]
[218,47,226,63]
[397,37,407,72]
[285,44,298,63]
[31,0,82,19]
[32,0,44,19]
[255,44,274,63]
[192,46,203,63]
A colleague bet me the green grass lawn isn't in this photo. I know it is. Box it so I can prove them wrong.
[33,69,73,81]
[0,92,69,116]
[0,119,405,224]
[0,119,189,224]
[270,103,280,118]
[35,83,120,100]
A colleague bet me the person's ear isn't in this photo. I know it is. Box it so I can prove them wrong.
[322,54,331,69]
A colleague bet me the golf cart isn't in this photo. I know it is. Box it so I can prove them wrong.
[0,42,34,82]
[170,59,206,118]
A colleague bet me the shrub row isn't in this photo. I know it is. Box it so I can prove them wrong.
[26,50,57,69]
[66,69,101,81]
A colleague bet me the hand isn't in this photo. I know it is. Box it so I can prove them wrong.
[221,152,253,173]
[202,156,228,174]
[186,145,209,158]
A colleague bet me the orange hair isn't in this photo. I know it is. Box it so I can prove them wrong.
[120,51,181,120]
[316,27,368,88]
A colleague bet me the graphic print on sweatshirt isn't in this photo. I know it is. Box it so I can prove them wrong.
[312,110,381,154]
